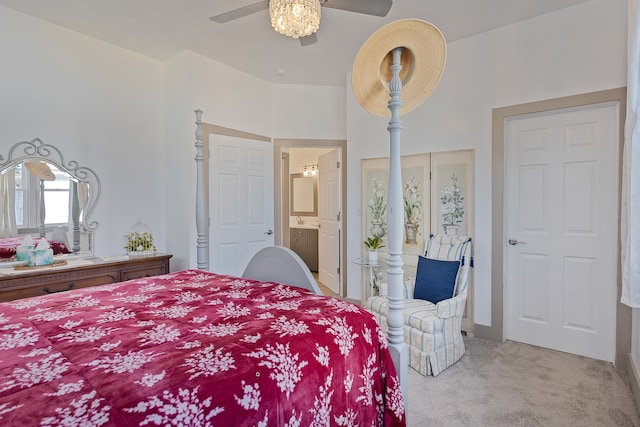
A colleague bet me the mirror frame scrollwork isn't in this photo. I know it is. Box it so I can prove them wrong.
[0,138,101,232]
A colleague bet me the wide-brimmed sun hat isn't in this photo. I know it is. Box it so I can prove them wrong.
[24,161,55,181]
[352,19,447,117]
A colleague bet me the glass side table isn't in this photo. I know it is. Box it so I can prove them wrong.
[352,257,383,305]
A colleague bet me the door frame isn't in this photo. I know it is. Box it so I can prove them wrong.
[483,88,629,367]
[274,138,347,297]
[195,122,272,271]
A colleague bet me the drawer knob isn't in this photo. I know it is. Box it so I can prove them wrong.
[42,283,75,294]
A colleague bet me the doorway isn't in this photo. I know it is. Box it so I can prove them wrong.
[274,139,347,297]
[504,103,619,362]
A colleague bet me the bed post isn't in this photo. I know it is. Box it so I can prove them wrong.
[194,110,209,270]
[385,47,408,398]
[70,181,80,254]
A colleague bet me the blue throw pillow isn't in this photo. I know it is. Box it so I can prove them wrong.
[413,256,461,304]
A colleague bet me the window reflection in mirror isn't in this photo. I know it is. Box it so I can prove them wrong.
[15,162,73,228]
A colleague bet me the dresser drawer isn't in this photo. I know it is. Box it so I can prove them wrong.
[0,254,173,303]
[1,271,119,301]
[120,264,168,281]
[40,274,118,296]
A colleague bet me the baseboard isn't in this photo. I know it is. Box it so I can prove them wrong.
[345,297,360,305]
[627,353,640,412]
[473,323,503,342]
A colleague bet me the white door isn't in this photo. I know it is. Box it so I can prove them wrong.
[505,103,619,362]
[318,149,340,294]
[210,134,274,276]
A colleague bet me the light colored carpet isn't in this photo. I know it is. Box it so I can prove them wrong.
[407,337,640,426]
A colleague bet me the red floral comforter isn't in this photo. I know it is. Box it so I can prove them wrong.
[0,269,405,426]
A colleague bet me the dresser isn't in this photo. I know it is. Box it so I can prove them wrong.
[290,228,318,272]
[0,253,172,303]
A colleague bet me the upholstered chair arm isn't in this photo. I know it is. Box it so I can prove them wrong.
[403,277,416,299]
[436,292,467,318]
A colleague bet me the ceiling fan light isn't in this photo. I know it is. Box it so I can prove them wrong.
[269,0,321,39]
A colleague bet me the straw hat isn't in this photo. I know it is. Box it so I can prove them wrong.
[24,161,55,181]
[352,19,447,117]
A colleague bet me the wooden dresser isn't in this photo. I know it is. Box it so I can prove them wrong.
[0,253,172,303]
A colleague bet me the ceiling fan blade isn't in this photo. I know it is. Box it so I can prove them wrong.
[299,33,318,46]
[321,0,392,17]
[209,1,268,23]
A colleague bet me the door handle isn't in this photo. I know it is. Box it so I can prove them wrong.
[264,229,273,235]
[508,238,526,246]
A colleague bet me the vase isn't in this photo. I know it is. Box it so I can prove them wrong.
[443,224,460,236]
[404,222,418,244]
[370,222,385,238]
[368,251,378,264]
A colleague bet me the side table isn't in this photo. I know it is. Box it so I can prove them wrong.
[352,257,382,305]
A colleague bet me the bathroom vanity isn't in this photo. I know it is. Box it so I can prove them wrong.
[290,227,318,272]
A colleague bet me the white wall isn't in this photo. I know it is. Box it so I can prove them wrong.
[0,0,628,331]
[0,6,166,257]
[271,84,347,139]
[163,50,272,270]
[346,0,627,325]
[289,147,333,173]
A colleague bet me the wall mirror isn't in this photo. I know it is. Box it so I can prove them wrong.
[0,138,101,260]
[290,173,317,216]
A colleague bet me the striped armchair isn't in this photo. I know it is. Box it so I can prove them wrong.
[366,234,472,376]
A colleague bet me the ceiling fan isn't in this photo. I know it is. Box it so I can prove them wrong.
[210,0,393,46]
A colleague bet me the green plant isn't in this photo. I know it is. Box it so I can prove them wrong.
[364,236,385,251]
[125,232,156,253]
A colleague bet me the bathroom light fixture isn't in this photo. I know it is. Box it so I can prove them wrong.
[302,163,318,177]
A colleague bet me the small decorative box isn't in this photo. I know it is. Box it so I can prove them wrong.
[28,249,54,267]
[16,245,34,261]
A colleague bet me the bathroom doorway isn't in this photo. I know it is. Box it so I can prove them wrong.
[274,139,346,297]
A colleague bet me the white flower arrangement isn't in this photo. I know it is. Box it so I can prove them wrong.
[368,177,387,223]
[440,173,465,225]
[403,177,422,224]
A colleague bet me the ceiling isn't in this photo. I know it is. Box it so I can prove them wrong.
[0,0,591,86]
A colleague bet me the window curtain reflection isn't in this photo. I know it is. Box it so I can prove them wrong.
[622,0,640,307]
[0,170,17,238]
[67,181,89,252]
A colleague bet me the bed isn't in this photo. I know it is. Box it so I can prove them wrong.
[0,269,405,425]
[0,236,71,260]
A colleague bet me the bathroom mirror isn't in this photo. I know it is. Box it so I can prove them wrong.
[290,173,317,216]
[0,138,101,259]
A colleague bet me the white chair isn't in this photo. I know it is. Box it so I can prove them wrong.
[366,234,472,376]
[242,246,322,295]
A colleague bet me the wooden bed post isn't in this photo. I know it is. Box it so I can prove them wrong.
[194,110,209,270]
[386,47,408,397]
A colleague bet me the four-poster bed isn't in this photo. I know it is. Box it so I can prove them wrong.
[0,112,406,424]
[352,19,447,396]
[0,269,405,425]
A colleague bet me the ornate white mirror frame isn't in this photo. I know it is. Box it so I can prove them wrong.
[0,138,101,255]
